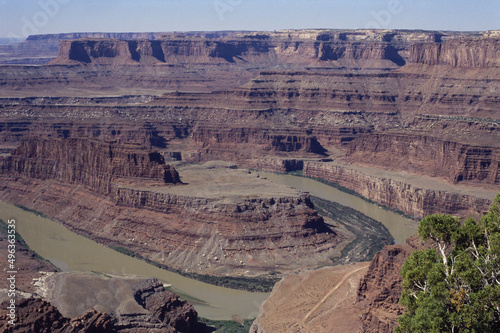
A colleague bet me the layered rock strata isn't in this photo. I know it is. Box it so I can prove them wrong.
[0,137,181,194]
[303,161,493,218]
[0,298,115,333]
[0,29,498,220]
[0,138,343,276]
[48,30,500,69]
[355,245,412,332]
[344,133,500,186]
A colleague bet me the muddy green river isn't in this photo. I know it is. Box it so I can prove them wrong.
[1,173,417,320]
[258,173,418,244]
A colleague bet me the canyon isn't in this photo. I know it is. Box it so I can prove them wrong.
[0,28,498,332]
[0,29,498,219]
[0,137,344,277]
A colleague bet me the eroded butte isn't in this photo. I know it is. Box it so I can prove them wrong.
[0,28,499,331]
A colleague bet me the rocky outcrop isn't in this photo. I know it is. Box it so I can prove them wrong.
[0,279,206,333]
[344,133,500,186]
[0,138,343,276]
[40,273,206,333]
[132,280,202,333]
[355,245,411,332]
[0,298,115,333]
[303,161,493,218]
[0,137,181,195]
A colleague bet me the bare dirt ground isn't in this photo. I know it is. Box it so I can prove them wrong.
[130,162,301,202]
[252,262,369,333]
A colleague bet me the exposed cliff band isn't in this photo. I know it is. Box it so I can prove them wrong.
[49,30,500,69]
[0,137,343,277]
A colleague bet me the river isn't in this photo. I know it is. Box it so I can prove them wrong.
[257,172,418,244]
[1,173,417,320]
[0,202,267,320]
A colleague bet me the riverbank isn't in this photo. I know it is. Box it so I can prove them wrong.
[1,201,269,320]
[311,196,393,264]
[257,171,419,244]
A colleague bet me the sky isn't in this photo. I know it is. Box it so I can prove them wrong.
[0,0,499,38]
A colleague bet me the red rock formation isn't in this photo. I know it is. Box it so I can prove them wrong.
[0,298,115,333]
[48,30,499,69]
[344,133,500,186]
[0,29,498,226]
[133,279,202,333]
[408,37,500,68]
[0,137,342,276]
[0,137,181,195]
[303,161,493,218]
[355,245,411,332]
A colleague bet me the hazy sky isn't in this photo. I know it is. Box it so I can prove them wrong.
[0,0,499,38]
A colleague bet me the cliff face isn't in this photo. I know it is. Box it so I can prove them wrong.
[0,137,181,194]
[303,161,493,219]
[355,245,411,332]
[48,30,500,69]
[0,138,343,276]
[408,38,500,68]
[345,133,500,186]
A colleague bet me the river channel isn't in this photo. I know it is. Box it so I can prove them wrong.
[1,173,417,320]
[258,172,418,244]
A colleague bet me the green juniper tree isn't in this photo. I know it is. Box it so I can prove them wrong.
[396,194,500,332]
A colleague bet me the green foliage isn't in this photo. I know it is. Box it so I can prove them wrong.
[397,194,500,332]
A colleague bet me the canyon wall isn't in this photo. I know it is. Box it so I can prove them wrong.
[48,30,500,69]
[0,29,498,222]
[0,137,343,276]
[303,161,492,218]
[0,137,181,194]
[345,133,500,185]
[408,38,500,68]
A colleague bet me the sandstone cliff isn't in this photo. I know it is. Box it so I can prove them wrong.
[355,245,411,332]
[0,137,181,194]
[49,30,500,69]
[0,138,343,276]
[408,37,500,68]
[303,161,493,219]
[344,133,500,186]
